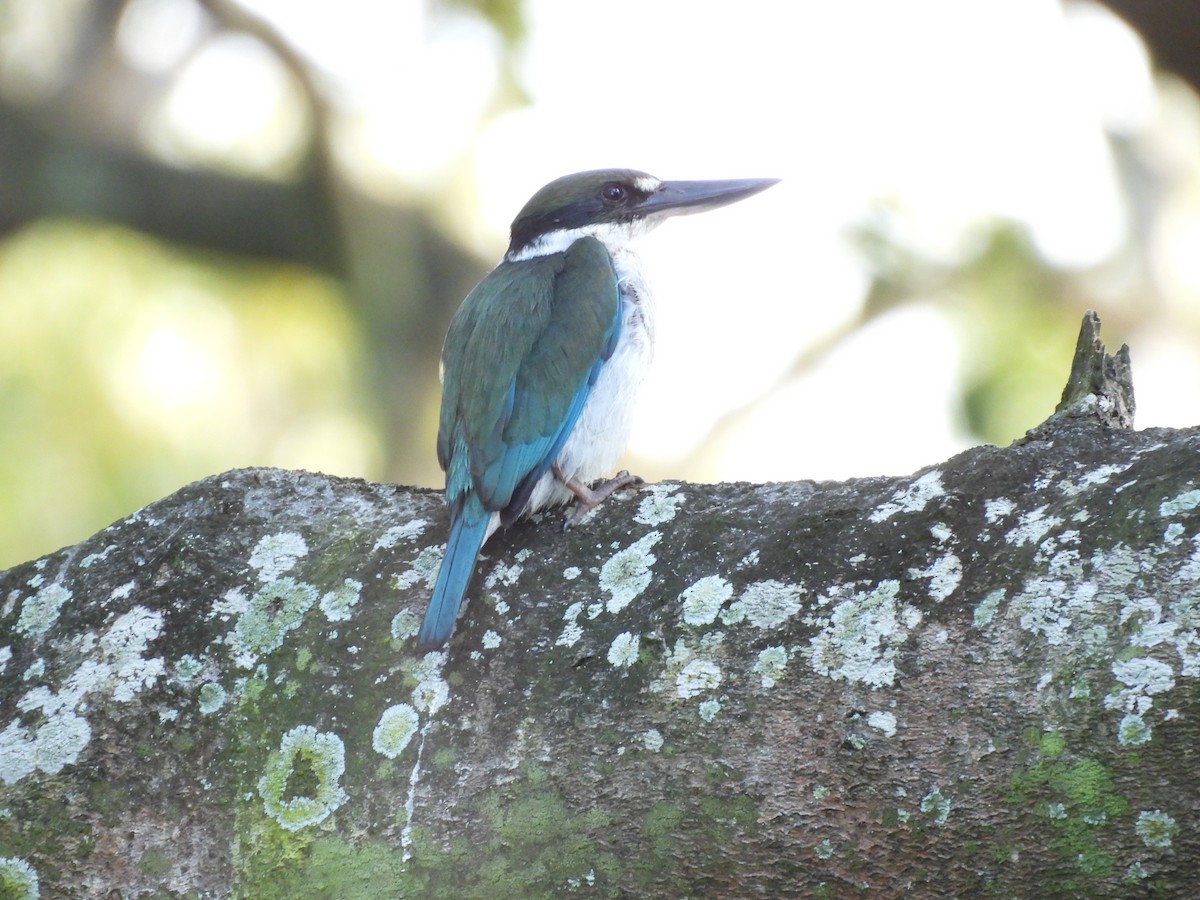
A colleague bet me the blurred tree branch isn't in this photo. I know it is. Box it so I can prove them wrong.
[0,87,341,269]
[1096,0,1200,96]
[0,0,506,484]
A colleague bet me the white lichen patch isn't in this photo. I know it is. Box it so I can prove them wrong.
[1117,712,1151,746]
[719,602,746,625]
[1177,537,1200,584]
[372,704,420,758]
[80,544,116,568]
[249,532,308,581]
[649,634,722,695]
[607,631,640,668]
[390,609,419,641]
[635,485,684,526]
[909,551,962,602]
[374,519,428,550]
[258,725,348,831]
[0,646,10,675]
[1126,861,1149,882]
[319,579,362,622]
[984,498,1015,524]
[680,576,733,626]
[1011,577,1097,646]
[1105,657,1175,715]
[754,646,788,688]
[698,699,721,722]
[0,713,90,784]
[110,581,136,602]
[412,676,450,716]
[1174,601,1200,678]
[565,870,597,890]
[1135,809,1179,849]
[805,580,920,688]
[867,710,898,737]
[642,729,664,751]
[197,681,227,714]
[485,560,522,589]
[869,470,945,523]
[1120,597,1177,649]
[0,856,39,899]
[1159,488,1200,519]
[481,630,502,649]
[410,654,450,715]
[740,580,803,629]
[1005,507,1064,548]
[676,659,722,699]
[232,577,318,658]
[393,546,444,590]
[599,532,661,614]
[563,566,582,580]
[15,582,72,637]
[210,587,249,621]
[1059,464,1129,497]
[557,602,586,647]
[920,788,951,825]
[973,589,1005,628]
[1092,544,1143,587]
[1,607,166,784]
[98,606,167,703]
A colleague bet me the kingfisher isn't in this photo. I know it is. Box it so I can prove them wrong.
[417,168,778,650]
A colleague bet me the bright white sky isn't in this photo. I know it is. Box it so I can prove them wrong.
[121,0,1199,482]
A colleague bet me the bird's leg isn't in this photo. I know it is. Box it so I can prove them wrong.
[552,465,645,529]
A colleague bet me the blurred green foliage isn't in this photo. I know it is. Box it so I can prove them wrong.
[954,226,1082,443]
[0,219,378,568]
[855,214,1091,447]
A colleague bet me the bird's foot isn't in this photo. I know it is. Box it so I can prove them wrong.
[553,467,645,529]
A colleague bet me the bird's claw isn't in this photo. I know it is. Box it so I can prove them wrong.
[556,469,646,529]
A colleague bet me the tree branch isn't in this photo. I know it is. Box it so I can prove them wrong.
[1,314,1197,896]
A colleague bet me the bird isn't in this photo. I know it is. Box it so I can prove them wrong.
[417,168,779,650]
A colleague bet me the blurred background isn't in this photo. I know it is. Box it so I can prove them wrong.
[1,0,1199,569]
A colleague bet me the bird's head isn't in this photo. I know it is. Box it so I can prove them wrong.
[506,168,778,261]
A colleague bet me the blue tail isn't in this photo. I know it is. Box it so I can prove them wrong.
[417,506,490,650]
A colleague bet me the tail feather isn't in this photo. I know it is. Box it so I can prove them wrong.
[417,508,490,650]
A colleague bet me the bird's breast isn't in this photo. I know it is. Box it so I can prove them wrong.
[525,247,655,513]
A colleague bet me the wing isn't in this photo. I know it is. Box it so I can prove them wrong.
[437,236,620,520]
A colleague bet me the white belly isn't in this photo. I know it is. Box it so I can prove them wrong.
[523,246,655,515]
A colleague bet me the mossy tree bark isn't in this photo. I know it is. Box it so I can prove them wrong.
[1,314,1197,897]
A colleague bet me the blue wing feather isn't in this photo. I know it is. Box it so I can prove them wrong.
[417,494,490,650]
[500,356,604,526]
[418,236,621,649]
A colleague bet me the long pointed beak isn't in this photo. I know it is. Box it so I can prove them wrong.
[636,177,780,219]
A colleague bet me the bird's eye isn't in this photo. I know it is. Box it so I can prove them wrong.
[600,183,626,205]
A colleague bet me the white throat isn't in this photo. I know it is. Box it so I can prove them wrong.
[505,219,660,263]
